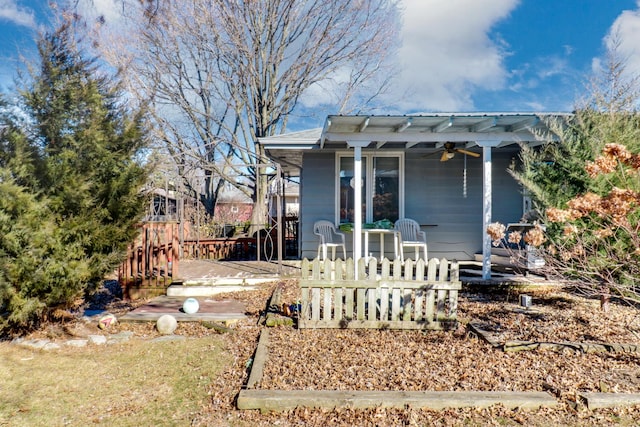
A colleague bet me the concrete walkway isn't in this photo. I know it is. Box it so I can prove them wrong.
[118,260,300,323]
[119,296,247,323]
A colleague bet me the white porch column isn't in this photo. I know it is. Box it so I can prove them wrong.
[347,140,370,279]
[476,140,502,280]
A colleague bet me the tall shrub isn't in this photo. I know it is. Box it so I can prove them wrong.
[504,46,640,305]
[0,22,149,332]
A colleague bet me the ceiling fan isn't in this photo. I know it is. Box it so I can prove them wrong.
[439,142,480,162]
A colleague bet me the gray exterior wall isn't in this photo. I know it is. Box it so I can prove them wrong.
[299,151,337,259]
[299,149,524,261]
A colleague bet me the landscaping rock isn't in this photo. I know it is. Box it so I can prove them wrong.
[63,324,93,337]
[43,342,61,351]
[17,338,50,350]
[88,335,107,345]
[107,331,134,344]
[156,314,178,335]
[98,313,117,330]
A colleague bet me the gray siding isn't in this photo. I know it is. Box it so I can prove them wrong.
[299,150,524,261]
[300,152,336,259]
[405,152,523,260]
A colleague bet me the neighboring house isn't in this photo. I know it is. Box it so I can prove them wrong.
[269,179,300,218]
[214,202,253,223]
[144,181,252,230]
[214,192,254,224]
[259,113,568,279]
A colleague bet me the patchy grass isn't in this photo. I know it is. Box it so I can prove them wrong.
[0,336,229,426]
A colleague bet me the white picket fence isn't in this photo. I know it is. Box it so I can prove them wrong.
[298,257,461,330]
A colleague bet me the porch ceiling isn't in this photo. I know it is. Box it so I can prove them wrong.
[259,113,570,175]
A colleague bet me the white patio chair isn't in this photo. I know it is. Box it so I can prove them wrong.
[313,220,347,261]
[394,218,428,262]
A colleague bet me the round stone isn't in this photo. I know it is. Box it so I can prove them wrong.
[182,298,200,314]
[156,314,178,335]
[97,313,117,330]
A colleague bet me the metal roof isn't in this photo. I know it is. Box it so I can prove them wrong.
[259,113,571,174]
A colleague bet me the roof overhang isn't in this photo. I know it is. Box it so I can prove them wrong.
[259,113,571,175]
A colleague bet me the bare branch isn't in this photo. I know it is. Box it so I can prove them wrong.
[85,0,400,220]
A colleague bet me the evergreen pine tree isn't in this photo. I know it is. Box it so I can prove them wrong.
[0,22,149,333]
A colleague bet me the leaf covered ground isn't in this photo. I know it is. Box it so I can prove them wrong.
[6,279,640,426]
[199,281,640,426]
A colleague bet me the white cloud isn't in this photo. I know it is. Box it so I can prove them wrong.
[535,56,570,79]
[300,81,337,109]
[605,2,640,80]
[75,0,124,25]
[0,0,36,29]
[395,0,519,112]
[299,67,353,109]
[507,57,567,98]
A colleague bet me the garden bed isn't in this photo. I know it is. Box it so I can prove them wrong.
[260,327,640,393]
[199,282,640,425]
[250,283,640,395]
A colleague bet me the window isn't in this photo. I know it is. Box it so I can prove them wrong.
[337,153,403,224]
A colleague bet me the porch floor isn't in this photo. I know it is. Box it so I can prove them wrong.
[174,258,551,287]
[176,259,302,283]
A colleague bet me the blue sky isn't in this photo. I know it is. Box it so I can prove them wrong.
[396,0,640,112]
[1,0,639,115]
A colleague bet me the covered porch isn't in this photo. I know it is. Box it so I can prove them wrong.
[260,113,566,280]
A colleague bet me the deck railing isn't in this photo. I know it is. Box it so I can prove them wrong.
[119,221,180,289]
[299,257,461,330]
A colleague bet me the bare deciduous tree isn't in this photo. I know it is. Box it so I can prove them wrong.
[88,0,401,230]
[584,29,640,113]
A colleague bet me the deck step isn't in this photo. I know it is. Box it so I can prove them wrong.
[167,281,269,296]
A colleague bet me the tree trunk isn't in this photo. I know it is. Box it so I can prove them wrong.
[249,171,269,237]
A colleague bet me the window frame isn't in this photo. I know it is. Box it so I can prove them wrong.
[335,151,405,224]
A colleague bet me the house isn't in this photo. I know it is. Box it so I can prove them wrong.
[214,190,253,224]
[269,179,300,218]
[259,113,567,279]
